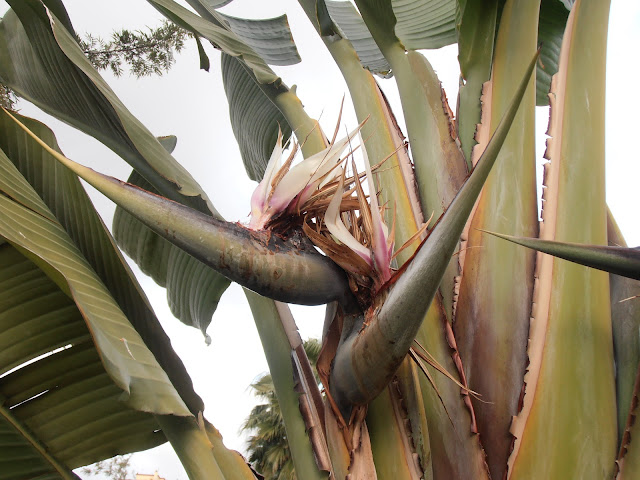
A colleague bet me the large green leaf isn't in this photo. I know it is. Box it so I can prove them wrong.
[113,171,231,335]
[392,0,457,49]
[324,1,391,76]
[216,12,301,66]
[0,0,213,214]
[147,0,279,84]
[0,113,253,478]
[0,112,205,416]
[0,0,236,336]
[354,0,457,50]
[0,155,186,468]
[0,149,191,416]
[1,391,80,480]
[221,53,293,182]
[185,0,300,67]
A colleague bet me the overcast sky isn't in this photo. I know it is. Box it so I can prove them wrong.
[1,1,639,479]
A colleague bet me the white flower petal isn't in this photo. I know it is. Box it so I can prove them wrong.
[270,121,366,213]
[249,130,283,229]
[361,135,392,280]
[325,168,372,263]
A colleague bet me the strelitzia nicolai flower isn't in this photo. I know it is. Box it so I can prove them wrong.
[248,121,366,230]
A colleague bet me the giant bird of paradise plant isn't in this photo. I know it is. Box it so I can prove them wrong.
[0,0,638,479]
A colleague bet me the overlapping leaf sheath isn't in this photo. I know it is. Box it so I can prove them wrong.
[305,2,486,476]
[304,7,432,476]
[330,51,537,477]
[608,214,640,443]
[453,1,540,478]
[456,0,499,165]
[507,1,617,477]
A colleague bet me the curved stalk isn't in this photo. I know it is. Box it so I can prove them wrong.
[244,295,331,480]
[154,415,226,480]
[2,107,356,310]
[330,52,538,409]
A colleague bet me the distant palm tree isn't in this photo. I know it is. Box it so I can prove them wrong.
[242,339,321,480]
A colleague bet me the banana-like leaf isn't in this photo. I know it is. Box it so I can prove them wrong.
[536,0,571,106]
[353,0,457,50]
[0,112,204,416]
[0,114,254,478]
[113,171,231,336]
[114,136,229,337]
[507,1,617,476]
[330,50,538,408]
[153,1,318,174]
[453,2,540,477]
[0,1,213,214]
[216,11,301,66]
[0,140,195,413]
[184,0,300,67]
[484,232,640,281]
[1,392,80,480]
[221,53,293,182]
[324,1,391,76]
[0,155,189,467]
[177,1,315,171]
[392,0,457,49]
[4,108,354,310]
[147,0,279,84]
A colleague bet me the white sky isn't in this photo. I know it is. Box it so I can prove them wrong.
[1,1,638,479]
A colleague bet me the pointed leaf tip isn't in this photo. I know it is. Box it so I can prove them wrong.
[481,230,640,280]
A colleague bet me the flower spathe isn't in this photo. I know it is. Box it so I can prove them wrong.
[249,123,394,290]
